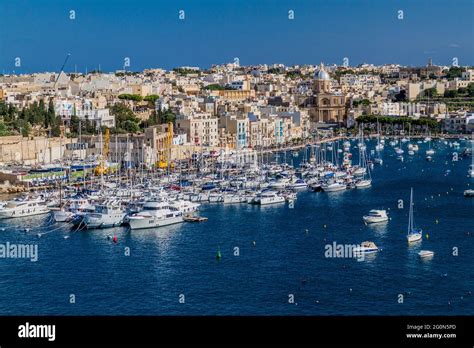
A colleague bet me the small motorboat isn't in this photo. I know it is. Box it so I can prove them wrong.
[418,250,434,258]
[464,189,474,197]
[353,241,379,255]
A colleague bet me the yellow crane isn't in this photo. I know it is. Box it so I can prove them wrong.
[158,122,174,170]
[94,127,110,175]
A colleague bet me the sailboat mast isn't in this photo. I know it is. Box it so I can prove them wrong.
[408,187,413,233]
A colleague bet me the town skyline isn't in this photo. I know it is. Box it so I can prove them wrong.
[3,60,473,76]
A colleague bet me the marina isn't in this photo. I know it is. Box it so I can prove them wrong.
[0,136,472,315]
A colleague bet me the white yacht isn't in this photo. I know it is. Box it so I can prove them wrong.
[0,198,50,219]
[269,178,290,189]
[355,179,372,188]
[52,208,74,222]
[353,167,367,176]
[208,192,223,203]
[407,188,423,243]
[84,203,126,229]
[253,191,285,205]
[426,149,435,156]
[418,250,434,258]
[468,165,474,178]
[463,189,474,197]
[363,210,388,224]
[288,179,308,190]
[127,201,183,230]
[321,182,346,192]
[169,200,200,213]
[353,241,379,255]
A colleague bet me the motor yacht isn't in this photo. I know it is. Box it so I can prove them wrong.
[0,198,50,219]
[127,201,184,230]
[363,210,388,224]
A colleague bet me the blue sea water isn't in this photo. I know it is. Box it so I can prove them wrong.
[0,139,472,315]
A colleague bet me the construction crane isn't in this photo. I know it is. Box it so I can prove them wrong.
[54,53,71,88]
[94,128,110,175]
[158,122,174,170]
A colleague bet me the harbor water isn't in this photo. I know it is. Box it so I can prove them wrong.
[0,139,472,315]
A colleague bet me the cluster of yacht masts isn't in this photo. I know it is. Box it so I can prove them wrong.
[0,130,471,233]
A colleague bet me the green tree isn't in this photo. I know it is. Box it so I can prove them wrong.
[110,103,141,133]
[118,94,143,102]
[122,120,140,133]
[444,66,465,79]
[51,116,62,137]
[444,90,458,98]
[0,121,11,136]
[424,88,437,98]
[467,83,474,97]
[70,114,80,134]
[144,94,160,104]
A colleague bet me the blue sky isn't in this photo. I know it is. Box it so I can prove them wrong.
[1,0,473,73]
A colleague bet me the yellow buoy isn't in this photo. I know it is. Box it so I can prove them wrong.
[426,234,429,239]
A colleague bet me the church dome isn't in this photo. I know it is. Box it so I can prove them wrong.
[314,63,330,80]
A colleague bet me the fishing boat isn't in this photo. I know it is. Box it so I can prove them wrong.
[406,188,423,243]
[363,210,388,224]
